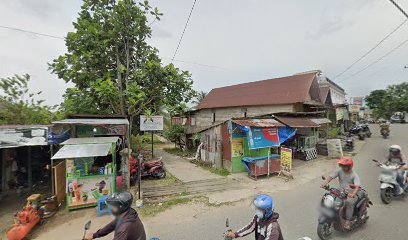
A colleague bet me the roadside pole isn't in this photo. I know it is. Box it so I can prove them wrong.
[151,131,154,158]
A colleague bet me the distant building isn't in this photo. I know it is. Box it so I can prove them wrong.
[182,71,323,134]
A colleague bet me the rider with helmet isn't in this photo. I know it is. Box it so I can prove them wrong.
[386,145,407,188]
[225,194,283,240]
[85,192,146,240]
[321,157,361,230]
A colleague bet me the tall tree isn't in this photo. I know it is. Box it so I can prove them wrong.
[192,91,207,105]
[49,0,195,121]
[0,74,59,124]
[366,82,408,118]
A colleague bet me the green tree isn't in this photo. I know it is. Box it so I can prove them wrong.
[49,0,195,121]
[0,74,60,124]
[366,82,408,118]
[192,91,207,105]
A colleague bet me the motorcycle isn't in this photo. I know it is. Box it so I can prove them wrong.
[349,125,365,140]
[373,159,407,204]
[317,176,372,240]
[380,124,390,139]
[361,124,372,138]
[344,134,354,152]
[130,154,166,185]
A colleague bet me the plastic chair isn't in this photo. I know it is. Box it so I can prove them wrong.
[97,195,112,217]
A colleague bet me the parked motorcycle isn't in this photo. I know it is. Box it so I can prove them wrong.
[361,124,372,138]
[372,159,407,204]
[349,125,365,140]
[317,176,372,240]
[130,154,166,185]
[344,134,354,152]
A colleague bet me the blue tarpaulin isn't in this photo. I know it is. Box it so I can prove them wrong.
[246,126,296,149]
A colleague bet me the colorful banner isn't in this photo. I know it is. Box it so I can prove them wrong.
[247,127,280,149]
[280,147,292,173]
[231,138,244,157]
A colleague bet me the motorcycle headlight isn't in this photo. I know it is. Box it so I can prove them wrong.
[323,195,335,208]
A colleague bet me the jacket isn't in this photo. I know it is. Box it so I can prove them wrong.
[93,208,146,240]
[235,212,283,240]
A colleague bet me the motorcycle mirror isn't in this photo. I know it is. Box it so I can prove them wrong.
[372,159,378,163]
[85,220,91,231]
[321,175,326,180]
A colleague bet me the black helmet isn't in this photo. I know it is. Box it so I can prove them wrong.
[106,192,133,215]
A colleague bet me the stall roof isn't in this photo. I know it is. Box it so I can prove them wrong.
[61,137,119,145]
[232,119,284,128]
[310,118,332,125]
[51,143,111,159]
[0,126,48,149]
[274,116,319,128]
[52,118,129,125]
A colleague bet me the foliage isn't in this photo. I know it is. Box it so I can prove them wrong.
[0,74,60,124]
[164,124,185,148]
[49,0,195,122]
[366,83,408,118]
[192,91,207,105]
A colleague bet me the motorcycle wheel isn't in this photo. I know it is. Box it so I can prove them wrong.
[366,132,372,138]
[358,133,365,140]
[380,188,393,204]
[154,168,166,179]
[317,222,332,240]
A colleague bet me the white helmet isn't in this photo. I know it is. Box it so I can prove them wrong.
[390,145,402,151]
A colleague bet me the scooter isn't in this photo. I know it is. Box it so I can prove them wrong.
[373,159,407,204]
[317,176,372,240]
[349,125,365,140]
[344,134,354,152]
[380,125,390,139]
[361,124,372,138]
[130,154,166,185]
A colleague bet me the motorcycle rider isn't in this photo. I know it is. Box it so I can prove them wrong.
[386,145,407,188]
[321,157,361,230]
[84,192,146,240]
[225,194,283,240]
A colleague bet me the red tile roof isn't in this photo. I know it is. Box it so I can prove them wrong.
[197,72,318,109]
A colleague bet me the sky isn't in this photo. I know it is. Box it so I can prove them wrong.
[1,0,408,106]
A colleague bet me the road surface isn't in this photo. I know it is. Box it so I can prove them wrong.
[146,124,408,240]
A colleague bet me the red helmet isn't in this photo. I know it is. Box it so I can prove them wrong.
[338,157,353,167]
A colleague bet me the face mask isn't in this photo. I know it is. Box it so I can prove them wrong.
[255,209,264,219]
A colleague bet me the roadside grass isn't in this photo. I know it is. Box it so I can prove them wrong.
[138,197,192,217]
[190,159,230,177]
[143,171,181,187]
[163,147,195,157]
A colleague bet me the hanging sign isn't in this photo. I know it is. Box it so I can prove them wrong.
[140,116,164,131]
[247,127,280,149]
[280,147,292,173]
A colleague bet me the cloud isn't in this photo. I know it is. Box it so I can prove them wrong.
[306,17,355,39]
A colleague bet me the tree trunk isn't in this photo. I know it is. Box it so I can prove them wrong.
[116,45,126,115]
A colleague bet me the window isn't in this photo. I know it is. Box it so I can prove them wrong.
[212,112,216,123]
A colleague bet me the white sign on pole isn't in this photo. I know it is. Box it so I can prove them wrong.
[140,115,164,131]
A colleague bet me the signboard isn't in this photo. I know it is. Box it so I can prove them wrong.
[280,147,292,173]
[350,97,363,105]
[327,139,343,158]
[247,127,280,149]
[140,115,164,131]
[231,138,244,157]
[349,105,360,113]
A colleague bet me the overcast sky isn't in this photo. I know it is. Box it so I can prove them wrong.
[1,0,408,106]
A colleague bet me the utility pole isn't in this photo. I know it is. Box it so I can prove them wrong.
[389,0,408,18]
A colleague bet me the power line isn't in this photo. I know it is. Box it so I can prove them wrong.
[389,0,408,18]
[338,37,408,83]
[171,0,198,62]
[0,25,64,40]
[333,19,407,80]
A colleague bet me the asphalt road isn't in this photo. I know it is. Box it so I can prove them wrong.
[147,124,408,240]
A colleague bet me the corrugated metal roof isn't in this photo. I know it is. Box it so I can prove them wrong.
[52,118,129,125]
[319,86,329,104]
[310,118,332,124]
[197,72,318,109]
[0,127,48,148]
[232,119,284,127]
[275,116,319,128]
[61,137,119,145]
[51,143,111,159]
[0,125,50,129]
